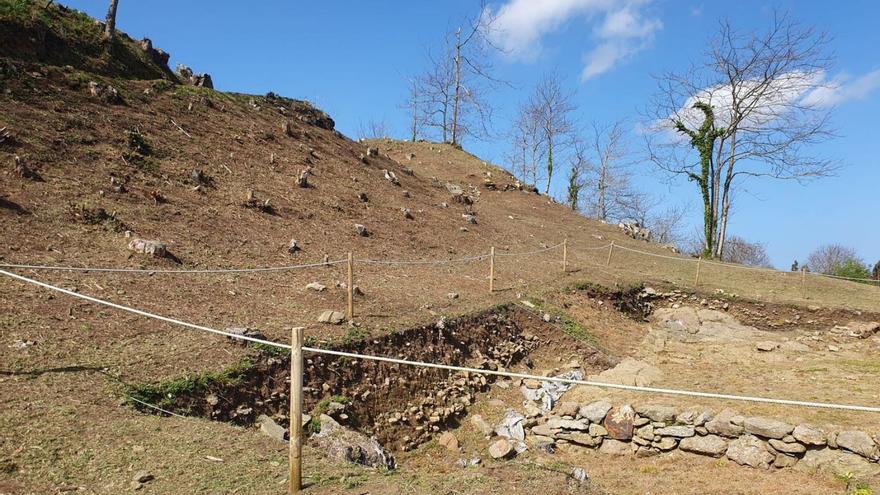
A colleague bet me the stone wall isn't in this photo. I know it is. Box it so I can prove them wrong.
[514,399,880,474]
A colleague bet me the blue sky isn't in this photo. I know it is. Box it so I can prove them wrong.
[62,1,880,268]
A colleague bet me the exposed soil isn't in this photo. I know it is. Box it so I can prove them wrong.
[128,305,613,451]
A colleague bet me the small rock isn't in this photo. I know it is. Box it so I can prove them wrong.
[755,341,778,352]
[447,292,459,300]
[768,439,806,455]
[438,432,459,451]
[127,238,166,258]
[355,224,369,237]
[306,282,326,292]
[401,208,414,219]
[287,239,299,254]
[317,310,345,324]
[598,439,631,456]
[132,471,153,484]
[569,467,589,484]
[488,439,514,460]
[743,417,793,440]
[579,401,613,423]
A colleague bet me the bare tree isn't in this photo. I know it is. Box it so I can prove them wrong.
[401,77,426,142]
[418,3,504,146]
[530,73,577,195]
[648,13,836,259]
[806,244,860,274]
[506,102,543,187]
[647,204,689,249]
[721,235,772,267]
[104,0,119,40]
[357,119,390,140]
[584,121,630,221]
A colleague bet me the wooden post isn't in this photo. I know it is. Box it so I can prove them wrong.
[801,267,807,299]
[346,252,354,320]
[605,241,615,267]
[562,238,568,273]
[694,258,702,287]
[289,326,304,494]
[489,246,495,293]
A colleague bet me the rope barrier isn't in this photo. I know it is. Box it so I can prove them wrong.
[128,396,189,418]
[355,254,489,265]
[0,260,347,274]
[494,242,565,258]
[3,268,879,413]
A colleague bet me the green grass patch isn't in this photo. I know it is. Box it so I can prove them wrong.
[125,357,254,411]
[305,395,349,434]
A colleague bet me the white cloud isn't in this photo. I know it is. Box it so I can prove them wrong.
[487,0,660,79]
[802,69,880,107]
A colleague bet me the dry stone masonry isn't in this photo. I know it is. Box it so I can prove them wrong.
[507,392,880,474]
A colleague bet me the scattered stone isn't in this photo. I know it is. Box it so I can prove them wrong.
[127,238,167,258]
[654,437,678,450]
[176,63,213,88]
[726,435,774,469]
[257,414,288,442]
[495,410,526,441]
[401,208,414,219]
[88,81,122,104]
[486,439,515,460]
[438,432,459,451]
[588,424,608,437]
[357,192,369,202]
[317,310,345,324]
[462,214,477,224]
[569,467,589,485]
[445,183,464,195]
[287,239,299,254]
[132,471,153,484]
[755,341,778,352]
[383,169,399,185]
[297,167,311,187]
[366,147,379,157]
[743,416,793,440]
[311,414,395,469]
[306,282,326,292]
[679,435,728,457]
[355,224,369,237]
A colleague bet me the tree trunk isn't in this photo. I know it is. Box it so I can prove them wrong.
[545,138,553,195]
[714,132,737,259]
[597,161,607,222]
[104,0,119,40]
[450,29,462,145]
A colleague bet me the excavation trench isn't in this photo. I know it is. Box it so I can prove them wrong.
[128,304,613,451]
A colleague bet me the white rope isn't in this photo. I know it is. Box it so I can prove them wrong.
[128,396,189,418]
[495,242,565,258]
[614,244,699,263]
[809,271,880,284]
[2,268,878,414]
[356,254,489,265]
[0,259,347,274]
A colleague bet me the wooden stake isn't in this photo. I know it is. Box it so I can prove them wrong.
[346,252,354,319]
[694,258,702,287]
[489,246,495,293]
[289,326,304,494]
[562,238,568,273]
[605,241,615,267]
[801,267,807,299]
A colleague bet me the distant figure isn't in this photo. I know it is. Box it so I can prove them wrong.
[790,260,799,272]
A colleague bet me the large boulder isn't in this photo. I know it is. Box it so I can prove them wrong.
[310,415,395,469]
[603,405,635,441]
